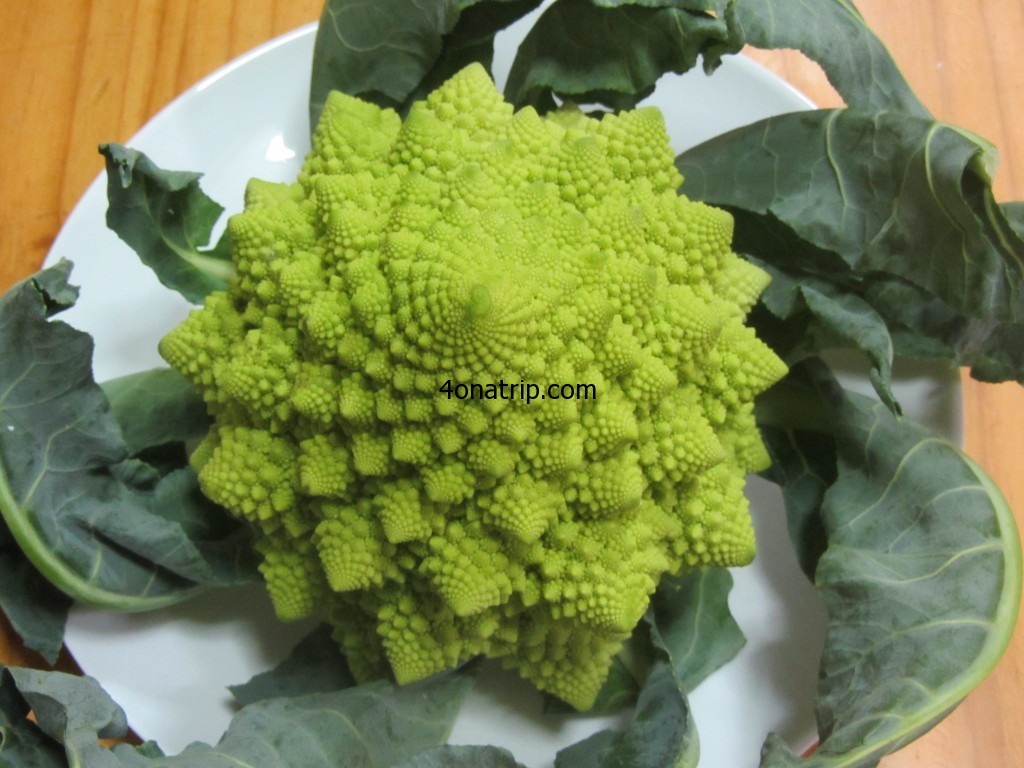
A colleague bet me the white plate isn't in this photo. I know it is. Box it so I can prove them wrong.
[45,16,962,768]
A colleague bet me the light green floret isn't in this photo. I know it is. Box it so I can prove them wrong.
[159,63,786,710]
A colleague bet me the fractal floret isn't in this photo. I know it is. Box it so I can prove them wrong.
[159,63,786,710]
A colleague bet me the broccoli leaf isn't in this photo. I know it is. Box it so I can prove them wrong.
[1001,200,1024,244]
[732,0,928,116]
[0,262,255,620]
[758,426,835,581]
[0,668,68,766]
[228,624,355,707]
[554,660,699,768]
[0,539,71,664]
[403,0,546,107]
[0,663,475,768]
[129,675,474,767]
[646,567,746,693]
[758,362,1023,767]
[310,0,542,124]
[504,0,742,112]
[100,368,209,458]
[394,745,528,768]
[311,0,460,122]
[867,276,1024,384]
[750,251,898,411]
[7,667,128,768]
[101,143,234,305]
[677,109,1024,383]
[734,210,1024,388]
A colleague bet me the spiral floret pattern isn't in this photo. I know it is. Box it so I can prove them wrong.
[160,64,786,709]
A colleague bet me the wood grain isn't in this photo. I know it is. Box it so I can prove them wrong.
[1,3,1021,765]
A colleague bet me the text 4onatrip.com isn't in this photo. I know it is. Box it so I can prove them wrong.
[438,379,597,405]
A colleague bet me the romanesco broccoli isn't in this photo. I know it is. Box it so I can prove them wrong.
[159,63,786,710]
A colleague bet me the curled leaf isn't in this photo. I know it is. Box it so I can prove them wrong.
[759,363,1022,766]
[101,144,234,304]
[505,0,742,112]
[733,0,929,115]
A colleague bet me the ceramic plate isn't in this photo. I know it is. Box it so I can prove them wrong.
[44,16,962,768]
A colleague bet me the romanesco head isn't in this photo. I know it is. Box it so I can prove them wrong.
[159,63,786,710]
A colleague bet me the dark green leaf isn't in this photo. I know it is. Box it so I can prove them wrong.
[310,0,540,124]
[101,143,234,304]
[8,668,128,742]
[752,253,898,410]
[504,0,742,112]
[1001,200,1024,238]
[555,660,698,768]
[646,567,745,692]
[100,368,209,458]
[799,287,896,412]
[1,663,474,768]
[759,426,835,581]
[394,745,528,768]
[732,0,929,116]
[29,266,79,315]
[8,667,128,768]
[759,363,1023,766]
[679,110,1024,382]
[0,668,82,768]
[403,0,545,107]
[0,263,254,617]
[310,0,459,122]
[110,674,475,767]
[680,110,1024,325]
[228,624,355,707]
[731,209,1024,385]
[0,547,71,664]
[556,730,621,765]
[863,275,1024,384]
[593,0,727,8]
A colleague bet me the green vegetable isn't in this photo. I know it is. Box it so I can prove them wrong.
[158,62,785,711]
[646,567,745,693]
[0,535,71,665]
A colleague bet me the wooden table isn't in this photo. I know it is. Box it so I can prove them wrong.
[1,2,1020,765]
